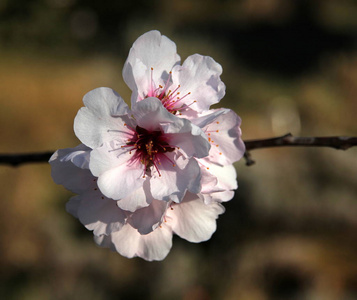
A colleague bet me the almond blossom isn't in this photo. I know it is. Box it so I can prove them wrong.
[50,30,245,261]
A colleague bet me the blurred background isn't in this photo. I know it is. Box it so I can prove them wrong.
[0,0,356,299]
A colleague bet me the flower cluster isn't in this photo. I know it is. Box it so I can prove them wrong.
[50,31,245,261]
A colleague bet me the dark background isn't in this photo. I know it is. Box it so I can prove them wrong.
[0,0,356,299]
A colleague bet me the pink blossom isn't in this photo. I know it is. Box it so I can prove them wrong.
[50,30,245,261]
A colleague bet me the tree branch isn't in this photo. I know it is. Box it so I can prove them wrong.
[244,133,357,151]
[0,152,53,167]
[243,133,357,165]
[0,134,356,167]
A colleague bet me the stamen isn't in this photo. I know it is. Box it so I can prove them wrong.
[149,67,154,97]
[169,84,181,97]
[108,147,133,155]
[161,153,176,167]
[153,160,162,177]
[159,71,172,98]
[170,99,196,113]
[107,129,132,136]
[165,92,192,109]
[123,123,136,132]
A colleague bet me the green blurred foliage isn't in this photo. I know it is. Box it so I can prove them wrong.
[0,0,356,299]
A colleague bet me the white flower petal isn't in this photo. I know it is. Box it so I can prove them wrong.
[49,146,94,194]
[167,193,225,243]
[205,109,245,165]
[199,164,219,194]
[101,223,173,261]
[162,123,210,159]
[96,163,146,201]
[132,97,177,131]
[128,199,168,234]
[150,154,201,203]
[77,189,126,236]
[171,54,225,113]
[123,30,180,101]
[212,163,238,191]
[89,143,147,202]
[116,180,152,212]
[89,142,136,176]
[74,87,131,149]
[190,109,229,129]
[201,190,235,204]
[94,234,113,249]
[200,162,237,194]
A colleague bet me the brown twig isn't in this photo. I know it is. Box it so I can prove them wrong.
[243,133,357,165]
[0,152,53,167]
[0,134,356,167]
[244,133,357,151]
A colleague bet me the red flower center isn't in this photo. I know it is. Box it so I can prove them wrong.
[124,125,176,177]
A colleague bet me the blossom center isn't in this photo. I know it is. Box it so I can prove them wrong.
[125,125,175,176]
